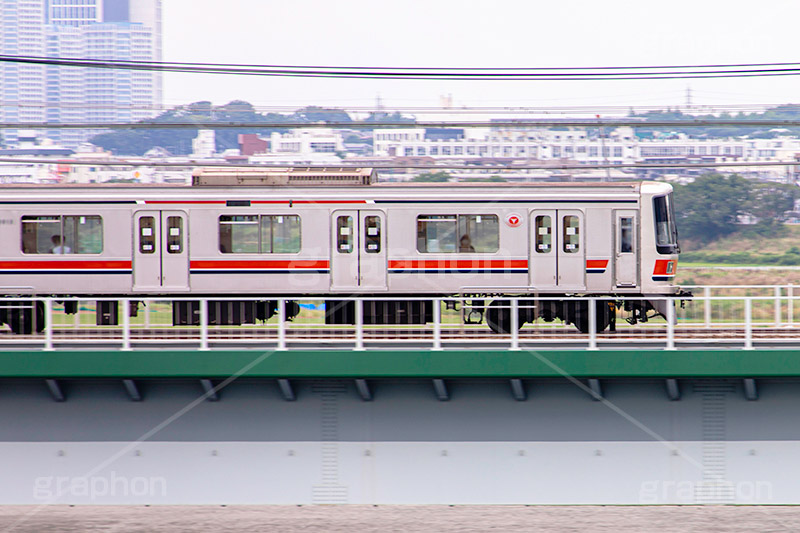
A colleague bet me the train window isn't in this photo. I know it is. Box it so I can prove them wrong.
[364,215,381,253]
[337,216,353,253]
[262,215,301,254]
[458,215,499,253]
[535,215,552,253]
[653,194,680,255]
[562,215,580,253]
[139,216,156,254]
[417,215,457,253]
[22,216,60,254]
[220,215,301,254]
[22,215,103,254]
[166,216,183,254]
[65,216,103,254]
[417,215,499,253]
[620,217,633,253]
[219,215,259,253]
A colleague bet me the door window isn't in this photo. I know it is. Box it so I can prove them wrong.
[166,216,183,254]
[337,216,354,253]
[562,215,580,253]
[620,217,633,253]
[535,215,552,253]
[139,216,156,254]
[364,215,381,253]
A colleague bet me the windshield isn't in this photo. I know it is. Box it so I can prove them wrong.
[654,193,680,255]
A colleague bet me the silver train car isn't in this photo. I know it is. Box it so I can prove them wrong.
[0,168,681,334]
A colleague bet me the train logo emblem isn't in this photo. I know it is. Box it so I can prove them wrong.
[506,214,522,227]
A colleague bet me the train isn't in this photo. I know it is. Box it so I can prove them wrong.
[0,167,681,334]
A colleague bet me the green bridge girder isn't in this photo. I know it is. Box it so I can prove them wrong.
[0,349,798,379]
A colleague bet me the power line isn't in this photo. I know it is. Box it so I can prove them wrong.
[6,55,800,80]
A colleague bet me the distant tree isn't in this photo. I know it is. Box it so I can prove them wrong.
[631,103,800,139]
[672,173,752,241]
[292,106,352,123]
[363,111,415,125]
[412,171,450,182]
[90,100,292,155]
[745,182,798,233]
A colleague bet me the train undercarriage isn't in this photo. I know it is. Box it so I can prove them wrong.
[0,295,667,335]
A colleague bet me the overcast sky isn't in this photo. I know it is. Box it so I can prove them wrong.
[161,0,800,112]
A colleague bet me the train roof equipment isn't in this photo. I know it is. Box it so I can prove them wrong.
[192,167,377,187]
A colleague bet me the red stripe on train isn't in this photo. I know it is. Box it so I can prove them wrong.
[0,260,132,269]
[190,260,329,269]
[586,259,609,269]
[388,259,528,269]
[653,259,676,276]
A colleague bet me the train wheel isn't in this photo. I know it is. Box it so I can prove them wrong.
[7,302,45,335]
[34,302,46,333]
[486,300,521,334]
[8,308,32,335]
[568,300,611,334]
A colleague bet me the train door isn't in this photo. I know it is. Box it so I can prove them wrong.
[330,210,387,291]
[530,210,557,289]
[133,211,189,292]
[614,210,638,287]
[529,209,585,291]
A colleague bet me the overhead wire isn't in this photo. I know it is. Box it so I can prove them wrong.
[6,55,800,80]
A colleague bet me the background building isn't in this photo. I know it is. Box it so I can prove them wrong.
[0,0,162,148]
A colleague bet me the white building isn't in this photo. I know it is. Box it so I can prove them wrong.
[0,0,47,146]
[83,21,155,124]
[270,128,344,155]
[192,129,216,158]
[373,126,800,181]
[0,0,162,148]
[47,0,102,26]
[374,127,638,165]
[250,129,345,164]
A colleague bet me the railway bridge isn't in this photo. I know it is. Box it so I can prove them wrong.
[1,286,799,505]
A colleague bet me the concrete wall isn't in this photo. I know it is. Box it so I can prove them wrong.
[0,378,798,504]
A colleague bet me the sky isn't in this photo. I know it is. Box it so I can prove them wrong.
[161,0,800,113]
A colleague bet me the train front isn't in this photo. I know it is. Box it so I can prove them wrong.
[639,181,683,320]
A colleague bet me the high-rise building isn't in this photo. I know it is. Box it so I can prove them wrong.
[44,24,85,146]
[47,0,102,26]
[0,0,47,145]
[0,0,161,148]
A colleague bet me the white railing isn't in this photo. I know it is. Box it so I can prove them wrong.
[2,287,800,351]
